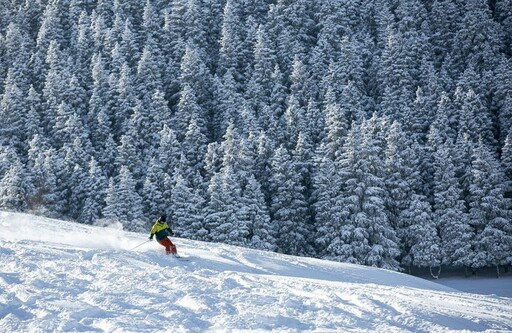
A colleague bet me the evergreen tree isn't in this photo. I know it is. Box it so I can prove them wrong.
[179,44,213,112]
[3,21,32,87]
[218,0,245,81]
[113,166,146,232]
[102,177,120,222]
[401,194,442,277]
[25,135,52,212]
[451,0,503,77]
[453,132,475,207]
[242,174,275,251]
[458,89,496,149]
[24,86,44,141]
[156,124,181,176]
[214,70,244,138]
[384,121,421,259]
[183,0,207,49]
[181,118,208,189]
[467,140,512,271]
[136,37,163,106]
[502,131,512,199]
[171,171,207,240]
[150,90,172,136]
[312,143,342,258]
[337,116,400,270]
[246,24,275,112]
[174,83,204,140]
[493,58,512,147]
[112,61,137,137]
[119,19,140,68]
[141,157,167,216]
[430,0,459,69]
[0,70,27,154]
[322,87,348,161]
[283,94,305,145]
[116,133,138,177]
[433,143,472,268]
[72,10,94,96]
[429,92,458,146]
[42,148,68,216]
[204,165,241,244]
[78,157,107,225]
[126,100,154,176]
[495,0,512,53]
[30,1,66,90]
[269,145,310,256]
[0,152,28,211]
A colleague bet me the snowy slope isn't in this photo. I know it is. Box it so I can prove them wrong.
[1,211,511,333]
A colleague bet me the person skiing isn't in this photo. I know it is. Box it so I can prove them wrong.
[149,214,177,255]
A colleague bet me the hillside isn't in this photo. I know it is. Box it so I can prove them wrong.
[1,211,511,332]
[1,0,511,272]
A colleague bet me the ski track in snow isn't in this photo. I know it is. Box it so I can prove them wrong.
[1,211,512,332]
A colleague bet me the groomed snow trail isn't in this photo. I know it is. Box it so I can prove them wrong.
[1,211,511,332]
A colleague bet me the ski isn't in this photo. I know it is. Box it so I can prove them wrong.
[173,254,190,261]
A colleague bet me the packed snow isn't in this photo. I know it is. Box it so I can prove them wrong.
[1,211,511,332]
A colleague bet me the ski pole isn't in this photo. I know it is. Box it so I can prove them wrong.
[130,239,150,250]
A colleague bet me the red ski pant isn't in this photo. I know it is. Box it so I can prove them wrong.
[158,237,177,255]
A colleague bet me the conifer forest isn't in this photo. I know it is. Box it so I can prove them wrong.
[1,0,511,275]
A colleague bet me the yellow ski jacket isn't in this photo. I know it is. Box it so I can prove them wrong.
[150,221,172,241]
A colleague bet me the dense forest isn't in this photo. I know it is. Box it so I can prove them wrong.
[0,0,511,275]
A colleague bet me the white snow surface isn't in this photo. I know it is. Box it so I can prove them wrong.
[1,211,511,333]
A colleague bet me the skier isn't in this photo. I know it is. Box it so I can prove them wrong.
[149,214,177,255]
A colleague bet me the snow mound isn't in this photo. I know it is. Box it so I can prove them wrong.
[1,211,511,332]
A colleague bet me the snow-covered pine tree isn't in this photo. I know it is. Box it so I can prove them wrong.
[214,70,244,138]
[458,88,496,151]
[171,171,207,240]
[0,152,28,211]
[493,58,512,148]
[113,166,146,232]
[204,167,235,243]
[384,121,422,265]
[174,83,203,141]
[245,24,275,113]
[0,70,27,154]
[25,136,61,214]
[337,116,400,270]
[433,143,472,269]
[102,177,120,222]
[24,86,43,141]
[502,131,512,199]
[179,45,213,116]
[181,117,208,189]
[322,87,348,161]
[269,145,310,256]
[218,0,245,82]
[467,139,512,274]
[401,194,442,277]
[451,0,503,79]
[240,174,275,251]
[136,37,164,107]
[78,157,107,225]
[312,143,342,258]
[141,157,167,217]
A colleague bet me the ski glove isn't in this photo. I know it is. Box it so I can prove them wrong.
[149,235,153,241]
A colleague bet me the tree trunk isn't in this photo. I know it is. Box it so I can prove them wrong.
[429,266,441,279]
